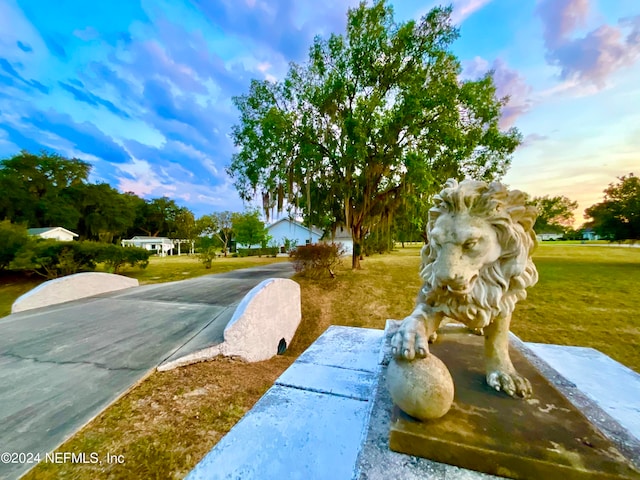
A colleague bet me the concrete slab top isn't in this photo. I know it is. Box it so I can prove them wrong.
[276,362,377,401]
[186,326,386,480]
[186,385,374,480]
[295,325,384,373]
[526,343,640,442]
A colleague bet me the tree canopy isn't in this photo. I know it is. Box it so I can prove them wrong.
[529,195,578,234]
[0,150,196,242]
[196,211,234,256]
[585,174,639,241]
[228,1,521,268]
[0,150,89,229]
[231,210,269,248]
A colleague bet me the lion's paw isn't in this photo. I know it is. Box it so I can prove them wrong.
[391,317,429,360]
[487,370,532,398]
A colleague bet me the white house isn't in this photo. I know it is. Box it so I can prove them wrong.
[236,218,324,251]
[325,225,353,256]
[27,227,78,242]
[121,236,174,256]
[536,233,564,241]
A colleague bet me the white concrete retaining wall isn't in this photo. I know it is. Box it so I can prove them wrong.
[220,278,301,362]
[11,272,139,313]
[158,277,302,370]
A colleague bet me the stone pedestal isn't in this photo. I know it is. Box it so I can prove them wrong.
[387,324,640,480]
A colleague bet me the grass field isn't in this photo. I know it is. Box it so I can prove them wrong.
[514,245,640,371]
[15,244,640,479]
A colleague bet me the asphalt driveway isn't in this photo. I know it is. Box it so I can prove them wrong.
[0,262,294,479]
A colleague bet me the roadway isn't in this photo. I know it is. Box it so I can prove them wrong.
[0,262,294,479]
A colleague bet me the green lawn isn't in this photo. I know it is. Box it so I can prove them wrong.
[98,253,288,284]
[0,272,43,318]
[293,243,640,372]
[513,244,640,372]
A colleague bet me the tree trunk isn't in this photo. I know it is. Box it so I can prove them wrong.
[351,226,363,269]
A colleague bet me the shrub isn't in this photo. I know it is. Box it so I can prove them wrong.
[237,247,278,257]
[197,247,218,269]
[98,244,150,273]
[289,242,345,278]
[282,237,297,253]
[11,239,95,279]
[10,240,150,278]
[363,230,393,255]
[121,247,151,271]
[0,220,29,270]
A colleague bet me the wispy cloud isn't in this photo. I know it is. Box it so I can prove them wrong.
[537,0,640,88]
[0,57,49,93]
[16,40,32,52]
[537,0,589,49]
[463,56,533,129]
[73,26,99,41]
[518,133,548,149]
[58,80,130,118]
[451,0,493,24]
[26,110,131,164]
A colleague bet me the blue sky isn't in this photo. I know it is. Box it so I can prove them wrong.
[0,0,638,226]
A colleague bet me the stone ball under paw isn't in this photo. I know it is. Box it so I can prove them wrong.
[387,354,454,421]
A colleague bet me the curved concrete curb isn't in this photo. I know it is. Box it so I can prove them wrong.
[158,278,301,370]
[11,272,139,313]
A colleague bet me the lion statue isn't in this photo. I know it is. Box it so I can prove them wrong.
[391,178,538,398]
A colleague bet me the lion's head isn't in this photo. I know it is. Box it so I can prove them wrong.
[420,179,538,329]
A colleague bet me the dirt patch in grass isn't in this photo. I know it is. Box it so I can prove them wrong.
[23,356,295,480]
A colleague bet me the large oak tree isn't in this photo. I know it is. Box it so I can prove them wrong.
[228,1,521,268]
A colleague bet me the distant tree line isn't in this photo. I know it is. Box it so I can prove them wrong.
[4,149,635,279]
[584,174,639,242]
[0,150,197,243]
[346,173,640,251]
[0,150,278,250]
[0,150,284,277]
[524,174,639,242]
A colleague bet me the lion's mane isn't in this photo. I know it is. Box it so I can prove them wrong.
[420,179,538,329]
